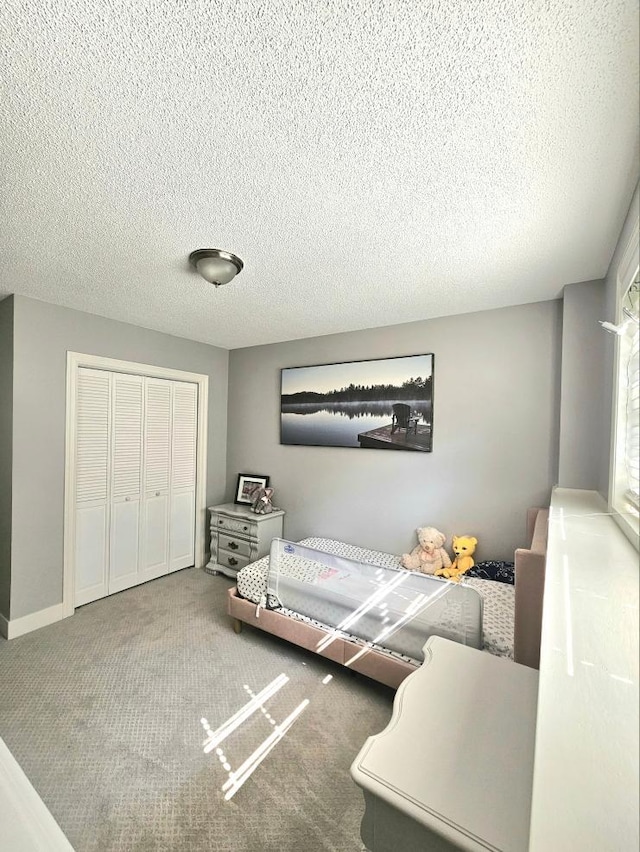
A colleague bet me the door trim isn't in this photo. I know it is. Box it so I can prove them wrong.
[63,352,209,618]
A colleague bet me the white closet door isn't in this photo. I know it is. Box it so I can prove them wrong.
[169,382,198,572]
[108,374,143,594]
[139,378,171,581]
[74,368,110,606]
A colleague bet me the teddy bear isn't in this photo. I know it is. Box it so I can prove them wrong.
[435,535,477,582]
[400,527,452,574]
[250,486,276,515]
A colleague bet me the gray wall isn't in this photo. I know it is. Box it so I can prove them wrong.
[227,300,562,562]
[0,296,14,619]
[10,295,229,620]
[557,280,606,490]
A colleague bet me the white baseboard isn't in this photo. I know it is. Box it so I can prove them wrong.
[0,603,66,640]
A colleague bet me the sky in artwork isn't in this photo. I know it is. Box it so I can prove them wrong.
[281,354,433,395]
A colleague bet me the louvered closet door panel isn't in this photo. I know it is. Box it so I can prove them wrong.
[141,496,170,579]
[169,382,197,572]
[110,501,141,592]
[76,369,110,503]
[171,382,198,490]
[144,380,171,494]
[74,368,110,606]
[109,374,143,593]
[139,378,171,581]
[75,504,109,606]
[169,492,196,571]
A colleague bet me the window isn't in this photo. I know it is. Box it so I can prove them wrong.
[610,243,639,549]
[624,284,640,513]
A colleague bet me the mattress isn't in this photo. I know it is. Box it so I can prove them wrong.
[266,539,483,661]
[236,537,515,661]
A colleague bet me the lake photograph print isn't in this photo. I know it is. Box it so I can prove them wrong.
[280,354,434,452]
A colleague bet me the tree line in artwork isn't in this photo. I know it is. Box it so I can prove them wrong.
[282,376,432,404]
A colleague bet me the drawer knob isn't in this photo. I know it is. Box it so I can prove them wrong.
[243,525,248,531]
[228,541,238,550]
[228,556,238,566]
[219,519,224,525]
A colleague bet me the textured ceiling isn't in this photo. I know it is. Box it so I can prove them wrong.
[1,0,638,349]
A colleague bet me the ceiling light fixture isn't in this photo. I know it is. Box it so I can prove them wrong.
[189,248,244,287]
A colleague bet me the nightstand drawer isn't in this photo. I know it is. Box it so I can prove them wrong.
[217,548,251,573]
[216,515,254,536]
[218,533,252,557]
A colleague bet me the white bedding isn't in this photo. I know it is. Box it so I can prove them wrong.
[236,537,515,660]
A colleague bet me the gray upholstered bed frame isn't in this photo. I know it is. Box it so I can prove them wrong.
[227,507,549,688]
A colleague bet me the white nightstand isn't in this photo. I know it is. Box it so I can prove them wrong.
[205,502,285,580]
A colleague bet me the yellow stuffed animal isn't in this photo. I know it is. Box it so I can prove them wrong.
[435,535,477,582]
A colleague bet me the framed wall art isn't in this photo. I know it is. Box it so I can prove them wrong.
[235,473,270,504]
[280,354,434,452]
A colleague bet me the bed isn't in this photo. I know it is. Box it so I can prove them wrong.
[227,509,548,689]
[227,508,548,688]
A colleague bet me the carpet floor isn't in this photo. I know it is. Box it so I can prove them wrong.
[0,568,394,851]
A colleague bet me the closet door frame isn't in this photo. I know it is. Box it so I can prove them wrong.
[63,352,209,619]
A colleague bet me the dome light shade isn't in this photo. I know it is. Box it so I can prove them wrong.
[189,249,244,287]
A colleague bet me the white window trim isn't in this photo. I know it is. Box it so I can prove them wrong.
[608,211,639,551]
[63,352,209,618]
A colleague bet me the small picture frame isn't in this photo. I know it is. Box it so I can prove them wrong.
[234,473,270,505]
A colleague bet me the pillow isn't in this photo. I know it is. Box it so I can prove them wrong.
[466,560,515,585]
